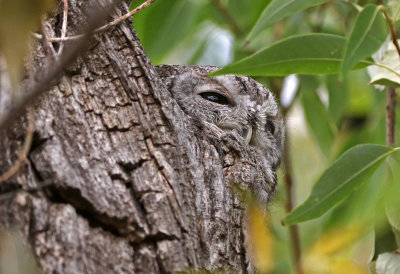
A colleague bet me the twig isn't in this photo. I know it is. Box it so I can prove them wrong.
[58,0,69,56]
[34,0,157,43]
[0,109,34,183]
[379,1,400,58]
[386,87,396,147]
[378,0,398,146]
[0,0,155,132]
[209,0,244,37]
[282,125,304,274]
[40,22,57,60]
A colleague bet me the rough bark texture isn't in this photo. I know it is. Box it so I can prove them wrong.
[0,0,253,273]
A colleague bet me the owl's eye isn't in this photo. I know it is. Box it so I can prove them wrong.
[199,91,230,105]
[266,120,275,135]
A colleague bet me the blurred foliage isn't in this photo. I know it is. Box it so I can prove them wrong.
[132,0,400,273]
[0,0,55,88]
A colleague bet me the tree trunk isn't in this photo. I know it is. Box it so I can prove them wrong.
[0,1,256,273]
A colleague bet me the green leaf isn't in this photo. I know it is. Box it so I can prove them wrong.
[326,75,349,124]
[210,34,369,77]
[385,153,400,248]
[300,76,335,157]
[341,4,388,76]
[246,0,329,43]
[133,0,197,64]
[370,40,400,87]
[284,144,395,225]
[227,0,273,32]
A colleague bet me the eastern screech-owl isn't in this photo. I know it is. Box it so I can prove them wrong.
[156,65,284,203]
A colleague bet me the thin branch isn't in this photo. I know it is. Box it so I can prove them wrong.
[57,0,69,56]
[0,0,128,132]
[378,1,399,146]
[282,124,304,274]
[209,0,244,37]
[386,87,396,147]
[379,1,400,58]
[40,22,57,60]
[0,109,34,183]
[34,0,157,43]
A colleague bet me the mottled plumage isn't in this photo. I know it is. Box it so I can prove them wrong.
[156,65,284,202]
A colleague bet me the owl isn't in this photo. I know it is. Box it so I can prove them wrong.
[156,65,284,203]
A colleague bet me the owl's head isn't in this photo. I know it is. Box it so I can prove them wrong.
[156,65,284,171]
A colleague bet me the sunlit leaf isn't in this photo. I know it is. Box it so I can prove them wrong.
[369,40,400,87]
[376,253,400,274]
[247,205,274,272]
[0,0,55,87]
[210,34,369,77]
[284,144,396,225]
[341,4,387,77]
[246,0,329,43]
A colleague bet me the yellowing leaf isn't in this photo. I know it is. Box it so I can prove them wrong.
[309,224,365,256]
[331,257,368,274]
[304,255,368,274]
[0,0,55,87]
[247,205,273,273]
[304,225,369,274]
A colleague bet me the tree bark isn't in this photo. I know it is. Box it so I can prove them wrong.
[0,1,254,273]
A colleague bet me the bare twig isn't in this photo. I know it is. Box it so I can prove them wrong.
[34,0,157,43]
[386,87,396,147]
[40,23,57,60]
[209,0,244,37]
[0,0,128,132]
[378,0,399,146]
[0,109,34,183]
[58,0,69,56]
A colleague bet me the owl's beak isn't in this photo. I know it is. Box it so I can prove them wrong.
[217,122,253,144]
[241,127,253,144]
